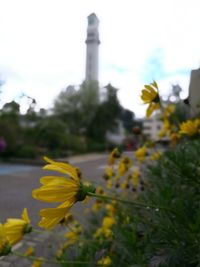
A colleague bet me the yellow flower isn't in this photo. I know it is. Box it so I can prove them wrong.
[163,119,170,131]
[24,246,34,256]
[134,146,147,162]
[97,256,112,266]
[32,157,95,229]
[96,186,105,195]
[103,166,115,180]
[92,201,102,212]
[179,119,200,136]
[106,179,113,190]
[94,216,115,239]
[64,231,79,248]
[141,81,159,103]
[131,168,140,187]
[94,227,112,239]
[31,258,43,267]
[4,208,32,245]
[158,128,166,138]
[150,151,162,161]
[63,223,82,248]
[170,132,180,147]
[108,148,120,165]
[103,217,115,229]
[118,157,132,176]
[105,202,117,216]
[141,81,160,118]
[163,104,176,118]
[0,223,11,256]
[120,180,129,190]
[146,102,160,118]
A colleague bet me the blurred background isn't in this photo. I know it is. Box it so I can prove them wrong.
[0,0,198,159]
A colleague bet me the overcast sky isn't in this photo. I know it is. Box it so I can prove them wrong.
[0,0,199,117]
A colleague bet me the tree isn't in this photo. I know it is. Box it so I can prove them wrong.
[0,101,20,156]
[120,108,135,133]
[54,81,99,135]
[86,84,122,142]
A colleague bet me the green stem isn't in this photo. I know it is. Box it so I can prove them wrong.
[12,251,95,265]
[87,192,172,212]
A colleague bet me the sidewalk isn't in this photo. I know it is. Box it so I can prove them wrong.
[58,152,107,164]
[4,152,107,166]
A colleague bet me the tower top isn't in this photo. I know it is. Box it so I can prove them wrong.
[87,13,99,27]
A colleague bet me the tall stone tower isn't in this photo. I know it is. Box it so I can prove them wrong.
[85,13,100,82]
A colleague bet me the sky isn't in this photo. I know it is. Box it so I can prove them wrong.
[0,0,200,117]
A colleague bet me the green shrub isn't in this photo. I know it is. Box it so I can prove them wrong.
[58,139,200,267]
[15,145,37,158]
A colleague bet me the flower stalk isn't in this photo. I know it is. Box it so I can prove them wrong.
[87,192,174,213]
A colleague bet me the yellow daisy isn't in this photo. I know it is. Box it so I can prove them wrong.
[134,146,147,162]
[103,166,115,180]
[94,216,115,239]
[32,157,95,229]
[97,256,112,266]
[108,148,121,165]
[179,119,200,136]
[131,168,140,187]
[150,151,162,161]
[141,81,160,118]
[118,157,132,176]
[170,132,180,147]
[31,258,43,267]
[0,223,11,256]
[4,208,32,245]
[141,81,159,103]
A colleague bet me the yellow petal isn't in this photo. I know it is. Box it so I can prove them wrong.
[43,157,79,180]
[32,186,78,203]
[38,205,72,230]
[21,208,30,224]
[0,224,8,249]
[40,176,78,186]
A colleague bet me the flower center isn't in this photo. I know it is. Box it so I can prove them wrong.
[76,182,96,202]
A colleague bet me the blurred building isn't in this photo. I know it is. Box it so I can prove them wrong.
[188,68,200,116]
[143,116,163,141]
[85,13,100,82]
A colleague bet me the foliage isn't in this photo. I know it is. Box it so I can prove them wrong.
[0,101,21,156]
[120,108,135,133]
[54,82,127,147]
[86,84,122,142]
[54,81,99,136]
[56,138,200,267]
